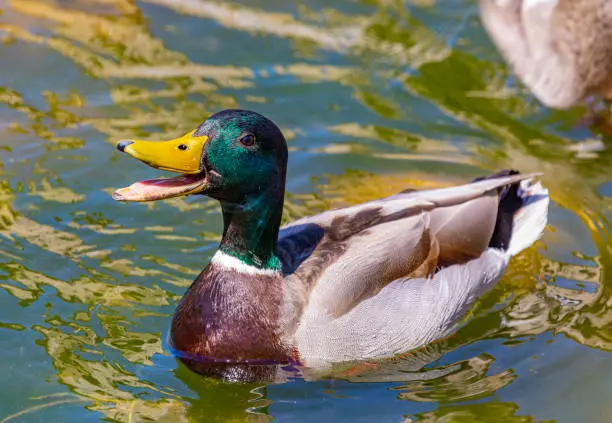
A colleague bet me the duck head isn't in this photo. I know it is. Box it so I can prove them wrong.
[113,109,288,204]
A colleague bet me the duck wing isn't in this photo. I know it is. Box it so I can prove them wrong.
[292,177,549,367]
[276,173,538,324]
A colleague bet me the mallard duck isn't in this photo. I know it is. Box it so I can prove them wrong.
[112,109,549,381]
[479,0,612,109]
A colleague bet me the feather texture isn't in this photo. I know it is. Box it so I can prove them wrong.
[275,174,549,366]
[295,249,509,366]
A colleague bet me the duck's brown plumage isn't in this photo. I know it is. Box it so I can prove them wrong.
[172,266,287,360]
[480,0,612,108]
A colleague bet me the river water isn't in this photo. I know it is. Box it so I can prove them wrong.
[1,1,611,422]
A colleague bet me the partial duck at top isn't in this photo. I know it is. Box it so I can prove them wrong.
[113,109,549,381]
[479,0,612,109]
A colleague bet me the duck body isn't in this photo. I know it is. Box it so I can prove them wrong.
[172,173,548,373]
[113,110,549,380]
[480,0,612,108]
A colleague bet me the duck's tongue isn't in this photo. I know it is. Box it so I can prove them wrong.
[112,173,207,202]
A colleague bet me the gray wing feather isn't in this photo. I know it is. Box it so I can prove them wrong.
[282,173,537,231]
[278,173,534,320]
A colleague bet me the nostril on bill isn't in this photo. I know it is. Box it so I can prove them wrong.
[117,140,135,152]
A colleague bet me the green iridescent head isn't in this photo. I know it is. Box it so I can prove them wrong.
[113,109,288,205]
[113,109,288,269]
[198,109,288,205]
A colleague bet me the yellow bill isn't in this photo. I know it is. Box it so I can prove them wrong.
[117,130,206,173]
[113,130,209,202]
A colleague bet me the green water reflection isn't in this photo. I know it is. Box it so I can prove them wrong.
[1,0,612,422]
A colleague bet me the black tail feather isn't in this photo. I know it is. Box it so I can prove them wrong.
[473,170,524,250]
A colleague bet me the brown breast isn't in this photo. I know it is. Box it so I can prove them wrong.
[170,263,291,368]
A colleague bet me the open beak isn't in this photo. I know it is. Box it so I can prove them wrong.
[112,130,208,202]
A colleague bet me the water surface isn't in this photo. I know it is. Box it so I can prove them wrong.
[1,0,612,422]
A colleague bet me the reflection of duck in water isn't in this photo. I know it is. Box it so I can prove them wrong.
[112,109,548,381]
[479,0,612,110]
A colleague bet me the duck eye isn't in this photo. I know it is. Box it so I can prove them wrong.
[177,144,188,151]
[239,134,255,147]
